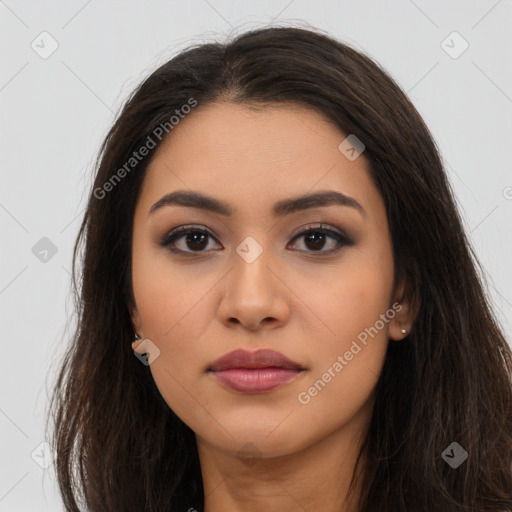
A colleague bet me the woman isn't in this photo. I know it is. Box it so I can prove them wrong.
[48,25,512,512]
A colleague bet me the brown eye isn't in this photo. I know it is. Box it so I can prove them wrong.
[288,225,354,255]
[159,223,354,256]
[159,226,220,253]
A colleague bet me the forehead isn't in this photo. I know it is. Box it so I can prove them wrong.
[153,101,347,164]
[139,101,383,223]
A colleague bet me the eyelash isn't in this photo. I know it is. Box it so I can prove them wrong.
[158,223,354,256]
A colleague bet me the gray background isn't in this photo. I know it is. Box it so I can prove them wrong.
[1,1,511,510]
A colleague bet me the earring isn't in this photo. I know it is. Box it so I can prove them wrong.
[133,332,141,341]
[400,328,408,335]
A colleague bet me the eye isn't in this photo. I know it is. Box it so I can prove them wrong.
[288,224,354,255]
[159,223,354,256]
[159,225,220,254]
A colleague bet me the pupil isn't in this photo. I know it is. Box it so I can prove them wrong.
[306,232,325,250]
[187,232,207,250]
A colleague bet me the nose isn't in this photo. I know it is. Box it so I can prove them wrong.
[217,244,290,332]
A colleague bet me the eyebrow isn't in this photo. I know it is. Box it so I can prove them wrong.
[149,189,366,218]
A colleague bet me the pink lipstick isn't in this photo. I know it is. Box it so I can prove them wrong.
[207,348,305,393]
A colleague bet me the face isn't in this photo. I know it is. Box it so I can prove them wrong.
[130,101,413,461]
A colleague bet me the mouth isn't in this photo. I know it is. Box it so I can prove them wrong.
[208,367,305,393]
[207,348,306,393]
[207,348,305,372]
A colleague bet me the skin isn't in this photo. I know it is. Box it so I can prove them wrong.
[130,101,416,512]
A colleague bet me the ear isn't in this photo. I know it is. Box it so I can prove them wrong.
[130,302,144,352]
[388,278,420,341]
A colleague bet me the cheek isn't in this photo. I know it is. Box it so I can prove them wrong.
[132,241,217,342]
[296,245,394,402]
[305,244,394,347]
[292,295,390,438]
[131,247,220,413]
[132,293,205,425]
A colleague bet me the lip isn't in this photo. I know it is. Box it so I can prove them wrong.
[211,368,304,393]
[207,348,306,394]
[208,348,304,372]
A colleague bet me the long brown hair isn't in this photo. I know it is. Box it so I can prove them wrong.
[47,25,512,512]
